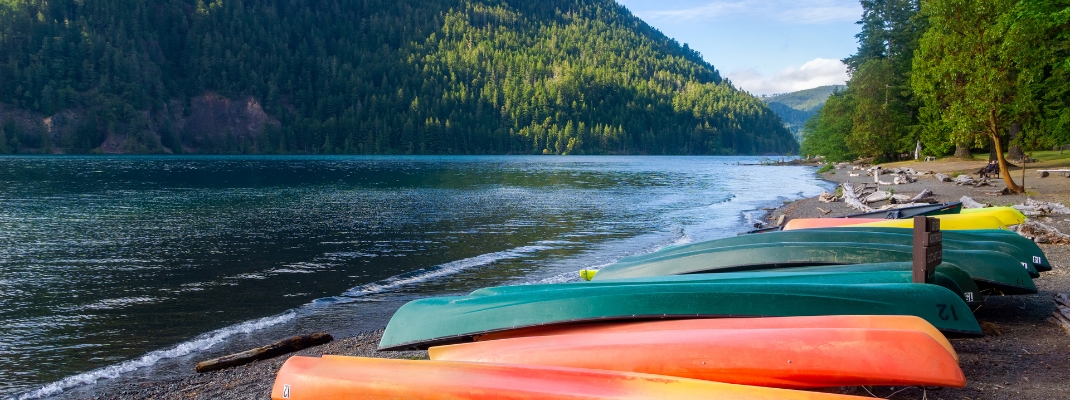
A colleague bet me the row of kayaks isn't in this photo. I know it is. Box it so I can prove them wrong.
[271,205,1043,399]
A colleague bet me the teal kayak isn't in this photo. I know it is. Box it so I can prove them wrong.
[760,263,981,305]
[637,230,1042,277]
[595,242,1037,294]
[809,227,1050,272]
[378,280,982,350]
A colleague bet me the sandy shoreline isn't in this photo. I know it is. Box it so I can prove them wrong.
[75,158,1070,399]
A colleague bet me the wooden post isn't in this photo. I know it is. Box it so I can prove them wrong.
[912,216,942,283]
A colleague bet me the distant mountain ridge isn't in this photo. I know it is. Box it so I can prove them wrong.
[0,0,797,155]
[762,85,845,140]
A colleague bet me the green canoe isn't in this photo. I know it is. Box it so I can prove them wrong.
[577,262,980,305]
[636,230,1042,277]
[595,242,1037,294]
[760,263,981,305]
[809,227,1051,272]
[378,280,982,350]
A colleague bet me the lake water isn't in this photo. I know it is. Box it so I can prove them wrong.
[0,155,830,398]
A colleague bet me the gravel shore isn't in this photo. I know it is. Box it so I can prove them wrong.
[78,159,1070,400]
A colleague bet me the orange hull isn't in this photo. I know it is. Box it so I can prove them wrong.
[271,355,869,400]
[473,315,957,361]
[782,218,880,229]
[431,328,965,389]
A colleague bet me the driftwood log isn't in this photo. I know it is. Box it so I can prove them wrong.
[960,195,987,209]
[195,333,333,373]
[909,189,934,203]
[1016,220,1070,244]
[1051,294,1070,336]
[841,182,874,212]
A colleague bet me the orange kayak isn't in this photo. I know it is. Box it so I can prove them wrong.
[271,355,870,400]
[431,328,965,389]
[783,218,881,229]
[473,315,958,361]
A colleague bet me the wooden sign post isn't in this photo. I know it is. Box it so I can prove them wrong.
[912,216,942,283]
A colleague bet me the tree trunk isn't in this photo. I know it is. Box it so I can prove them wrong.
[195,333,333,373]
[1008,122,1024,160]
[989,137,998,162]
[954,144,972,159]
[991,133,1024,193]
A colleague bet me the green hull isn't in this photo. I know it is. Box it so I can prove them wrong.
[577,262,980,305]
[761,263,981,305]
[378,280,982,350]
[595,242,1037,294]
[809,227,1050,272]
[638,230,1041,277]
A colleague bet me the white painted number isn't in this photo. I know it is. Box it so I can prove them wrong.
[1034,256,1042,264]
[965,292,974,302]
[283,384,290,399]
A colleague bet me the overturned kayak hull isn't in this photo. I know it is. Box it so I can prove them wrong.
[471,315,959,361]
[594,242,1037,294]
[807,227,1051,272]
[272,356,870,400]
[430,327,966,389]
[379,280,982,350]
[623,229,1042,275]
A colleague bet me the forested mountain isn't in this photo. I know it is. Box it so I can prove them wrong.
[0,0,797,155]
[800,0,1069,192]
[763,85,844,141]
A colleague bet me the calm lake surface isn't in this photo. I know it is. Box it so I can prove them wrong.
[0,155,829,398]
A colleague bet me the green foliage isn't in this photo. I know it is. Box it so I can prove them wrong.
[848,58,913,159]
[816,163,834,173]
[0,0,796,155]
[799,90,856,162]
[801,0,922,161]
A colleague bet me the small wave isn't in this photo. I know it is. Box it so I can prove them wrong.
[337,244,552,298]
[17,312,295,399]
[79,296,162,311]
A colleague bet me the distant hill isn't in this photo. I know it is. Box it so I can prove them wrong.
[762,85,845,140]
[0,0,797,155]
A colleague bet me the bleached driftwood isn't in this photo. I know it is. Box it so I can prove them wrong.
[818,191,838,203]
[1013,198,1070,217]
[953,175,976,185]
[960,195,987,209]
[1050,294,1070,336]
[910,189,935,203]
[195,333,333,373]
[864,191,891,203]
[934,173,951,182]
[1016,220,1070,244]
[841,182,874,212]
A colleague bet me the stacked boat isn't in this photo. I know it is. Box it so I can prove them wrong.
[271,204,1045,399]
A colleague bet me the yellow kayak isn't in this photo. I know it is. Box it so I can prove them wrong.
[959,206,1026,225]
[785,213,1008,230]
[850,214,1008,230]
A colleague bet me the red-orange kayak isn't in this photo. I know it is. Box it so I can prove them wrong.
[473,315,958,361]
[271,355,870,399]
[783,218,880,229]
[431,327,965,389]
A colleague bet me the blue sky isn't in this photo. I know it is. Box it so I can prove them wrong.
[616,0,863,95]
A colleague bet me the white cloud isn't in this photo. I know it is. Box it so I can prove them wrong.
[640,0,861,24]
[725,58,848,95]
